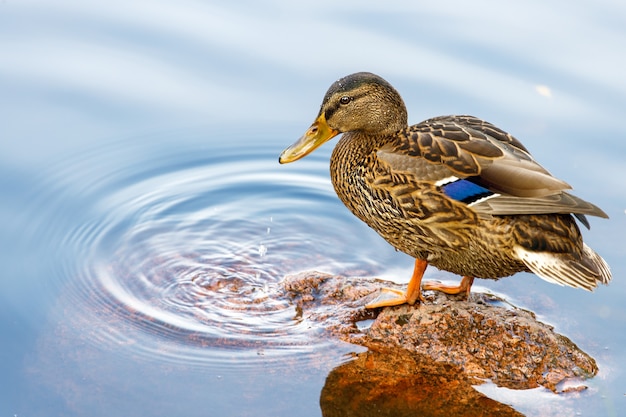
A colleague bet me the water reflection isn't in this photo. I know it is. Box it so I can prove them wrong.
[320,349,524,417]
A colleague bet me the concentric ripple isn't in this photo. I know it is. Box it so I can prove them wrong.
[36,132,407,365]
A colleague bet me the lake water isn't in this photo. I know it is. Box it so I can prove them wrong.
[2,1,625,416]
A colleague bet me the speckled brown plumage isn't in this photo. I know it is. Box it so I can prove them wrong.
[279,72,611,306]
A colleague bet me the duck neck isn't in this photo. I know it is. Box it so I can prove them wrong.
[331,132,383,174]
[329,132,388,221]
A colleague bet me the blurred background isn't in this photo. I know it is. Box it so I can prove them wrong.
[1,1,625,416]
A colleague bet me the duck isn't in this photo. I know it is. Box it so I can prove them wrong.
[279,72,611,308]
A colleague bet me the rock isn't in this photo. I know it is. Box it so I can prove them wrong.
[282,271,598,393]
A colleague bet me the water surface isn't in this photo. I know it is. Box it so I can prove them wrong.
[2,1,626,416]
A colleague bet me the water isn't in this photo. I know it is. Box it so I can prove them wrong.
[2,1,626,416]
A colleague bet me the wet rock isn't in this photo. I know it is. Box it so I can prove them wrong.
[282,271,598,393]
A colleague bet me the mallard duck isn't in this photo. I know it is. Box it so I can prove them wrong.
[279,72,611,308]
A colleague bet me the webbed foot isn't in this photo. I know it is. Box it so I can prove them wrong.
[423,276,474,299]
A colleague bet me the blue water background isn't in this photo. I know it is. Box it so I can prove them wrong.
[2,1,625,416]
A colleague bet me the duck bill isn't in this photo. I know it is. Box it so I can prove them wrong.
[279,114,339,164]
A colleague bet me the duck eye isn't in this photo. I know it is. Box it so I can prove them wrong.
[339,96,352,105]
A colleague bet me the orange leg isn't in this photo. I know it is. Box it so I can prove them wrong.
[366,259,428,308]
[423,275,474,299]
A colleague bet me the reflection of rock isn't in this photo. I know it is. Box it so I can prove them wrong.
[320,348,524,417]
[282,271,598,393]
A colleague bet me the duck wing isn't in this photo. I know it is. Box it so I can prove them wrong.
[376,115,608,225]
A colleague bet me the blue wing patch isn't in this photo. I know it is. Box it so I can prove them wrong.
[441,179,494,204]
